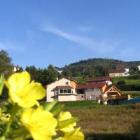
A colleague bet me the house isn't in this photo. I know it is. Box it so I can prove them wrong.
[87,76,112,86]
[77,80,126,104]
[46,78,77,102]
[46,77,127,103]
[109,68,130,77]
[138,65,140,71]
[77,82,107,100]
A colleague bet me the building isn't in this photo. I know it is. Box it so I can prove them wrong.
[46,77,127,103]
[87,76,112,86]
[77,77,126,104]
[138,65,140,71]
[109,69,130,77]
[46,78,77,102]
[77,82,107,100]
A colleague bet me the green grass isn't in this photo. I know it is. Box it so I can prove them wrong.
[112,77,140,86]
[123,91,140,98]
[62,101,140,140]
[62,100,99,109]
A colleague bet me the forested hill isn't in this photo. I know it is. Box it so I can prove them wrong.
[62,58,140,77]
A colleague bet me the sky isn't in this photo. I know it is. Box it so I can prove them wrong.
[0,0,140,68]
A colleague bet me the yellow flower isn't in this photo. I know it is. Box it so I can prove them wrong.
[6,72,45,108]
[21,107,57,140]
[58,111,76,132]
[63,128,84,140]
[58,128,84,140]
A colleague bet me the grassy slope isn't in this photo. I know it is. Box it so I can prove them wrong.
[112,77,140,85]
[62,101,140,140]
[112,76,140,96]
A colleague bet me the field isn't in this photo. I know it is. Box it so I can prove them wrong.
[123,91,140,98]
[62,101,140,140]
[112,78,140,86]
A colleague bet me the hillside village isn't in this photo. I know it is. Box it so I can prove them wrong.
[1,50,140,104]
[44,60,140,104]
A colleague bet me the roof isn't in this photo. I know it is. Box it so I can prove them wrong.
[55,85,73,89]
[46,77,77,87]
[77,82,106,89]
[109,69,125,73]
[61,77,77,83]
[87,76,111,83]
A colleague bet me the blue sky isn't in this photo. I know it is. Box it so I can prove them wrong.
[0,0,140,68]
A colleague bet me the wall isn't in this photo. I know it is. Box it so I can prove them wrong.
[46,78,77,102]
[85,88,102,100]
[58,95,77,102]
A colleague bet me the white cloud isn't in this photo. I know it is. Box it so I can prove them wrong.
[41,24,119,54]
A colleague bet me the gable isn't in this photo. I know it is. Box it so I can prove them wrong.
[46,78,77,89]
[105,86,122,96]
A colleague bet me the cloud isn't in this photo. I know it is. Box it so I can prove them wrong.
[42,25,94,45]
[41,24,119,54]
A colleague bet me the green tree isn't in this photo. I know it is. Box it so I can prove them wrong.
[25,66,40,81]
[46,65,58,84]
[130,66,139,75]
[62,69,72,77]
[26,65,58,85]
[94,66,106,77]
[0,50,13,76]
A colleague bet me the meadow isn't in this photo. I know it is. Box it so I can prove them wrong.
[63,101,140,140]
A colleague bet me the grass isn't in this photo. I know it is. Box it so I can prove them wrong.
[112,77,140,86]
[123,91,140,98]
[62,101,140,140]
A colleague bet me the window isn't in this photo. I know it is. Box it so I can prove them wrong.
[66,82,69,85]
[59,89,72,94]
[68,89,71,93]
[60,89,63,93]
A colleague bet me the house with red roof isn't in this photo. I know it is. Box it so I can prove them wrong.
[46,77,127,103]
[109,68,130,77]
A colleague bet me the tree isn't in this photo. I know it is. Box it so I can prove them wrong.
[25,66,40,81]
[0,50,13,76]
[45,65,58,84]
[62,69,72,77]
[94,66,106,77]
[130,66,139,75]
[26,65,58,86]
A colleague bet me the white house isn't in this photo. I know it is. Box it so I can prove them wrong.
[46,78,77,102]
[109,69,130,77]
[138,65,140,71]
[46,77,127,103]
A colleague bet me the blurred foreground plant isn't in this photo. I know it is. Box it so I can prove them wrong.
[0,72,84,140]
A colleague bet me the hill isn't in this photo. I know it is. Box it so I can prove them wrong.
[62,58,140,78]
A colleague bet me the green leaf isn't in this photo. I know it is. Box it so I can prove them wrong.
[43,100,58,112]
[58,117,77,129]
[0,75,4,96]
[51,104,64,116]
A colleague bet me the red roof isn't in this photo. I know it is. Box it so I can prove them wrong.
[77,82,106,89]
[87,76,111,83]
[109,69,125,73]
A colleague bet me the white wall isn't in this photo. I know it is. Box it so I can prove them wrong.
[46,78,77,102]
[85,88,102,100]
[58,95,77,102]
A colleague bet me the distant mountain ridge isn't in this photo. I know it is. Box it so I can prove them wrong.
[69,58,140,66]
[61,58,140,77]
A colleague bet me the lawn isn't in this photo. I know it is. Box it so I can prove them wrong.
[112,77,140,86]
[123,91,140,98]
[62,101,140,140]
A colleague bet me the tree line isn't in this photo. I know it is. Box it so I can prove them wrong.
[1,50,140,86]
